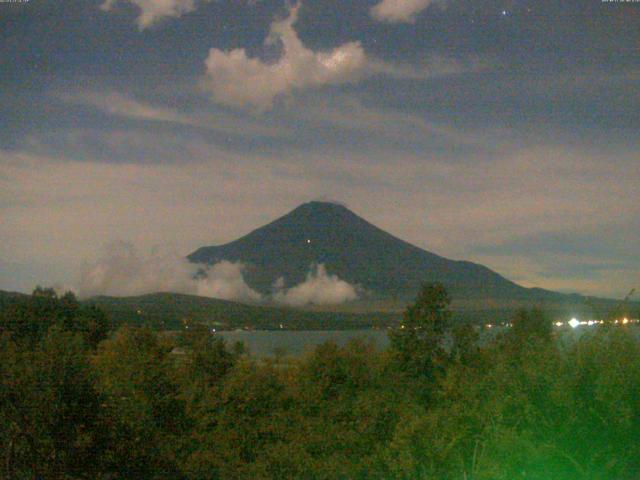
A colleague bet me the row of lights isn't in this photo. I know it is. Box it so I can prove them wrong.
[565,317,638,328]
[483,318,639,329]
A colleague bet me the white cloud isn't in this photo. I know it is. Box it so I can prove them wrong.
[273,264,358,307]
[202,4,468,110]
[370,0,443,23]
[100,0,201,29]
[78,241,261,301]
[196,261,262,302]
[203,4,369,110]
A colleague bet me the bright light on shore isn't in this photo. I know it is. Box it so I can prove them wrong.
[569,318,580,329]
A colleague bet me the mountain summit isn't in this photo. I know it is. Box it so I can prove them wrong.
[188,201,565,303]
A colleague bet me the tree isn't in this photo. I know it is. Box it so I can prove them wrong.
[0,328,107,479]
[92,326,189,478]
[0,288,110,349]
[450,323,480,366]
[184,358,290,480]
[510,307,553,343]
[388,282,452,380]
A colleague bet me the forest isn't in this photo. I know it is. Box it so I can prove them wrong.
[1,285,639,479]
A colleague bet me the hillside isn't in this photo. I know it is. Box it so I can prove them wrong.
[86,292,399,331]
[0,289,28,309]
[83,293,597,330]
[2,289,635,331]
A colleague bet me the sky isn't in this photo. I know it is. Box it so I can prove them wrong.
[0,0,638,299]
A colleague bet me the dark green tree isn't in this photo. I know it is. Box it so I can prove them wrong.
[0,288,109,349]
[510,307,553,343]
[92,326,189,478]
[450,323,481,366]
[0,328,107,479]
[388,282,452,380]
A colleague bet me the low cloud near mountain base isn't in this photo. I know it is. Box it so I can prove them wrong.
[78,241,261,302]
[78,242,358,307]
[273,264,359,307]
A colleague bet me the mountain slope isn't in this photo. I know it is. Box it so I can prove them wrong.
[188,201,572,303]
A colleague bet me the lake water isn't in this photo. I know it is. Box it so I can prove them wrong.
[215,324,640,357]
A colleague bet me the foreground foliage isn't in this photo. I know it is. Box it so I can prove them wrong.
[1,286,639,479]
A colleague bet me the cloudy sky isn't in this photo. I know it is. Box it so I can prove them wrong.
[0,0,638,298]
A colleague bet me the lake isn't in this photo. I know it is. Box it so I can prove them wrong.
[215,324,640,357]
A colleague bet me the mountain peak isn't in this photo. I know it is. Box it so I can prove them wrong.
[188,202,540,301]
[308,198,348,206]
[289,201,353,217]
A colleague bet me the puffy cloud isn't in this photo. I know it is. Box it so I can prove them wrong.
[78,241,260,301]
[100,0,200,29]
[79,241,194,297]
[273,264,358,307]
[370,0,442,23]
[195,261,262,301]
[203,4,368,110]
[202,4,465,110]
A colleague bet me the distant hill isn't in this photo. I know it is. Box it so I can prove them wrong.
[2,289,636,331]
[86,292,399,331]
[89,292,636,330]
[82,293,601,330]
[0,289,28,309]
[1,288,398,331]
[189,201,585,307]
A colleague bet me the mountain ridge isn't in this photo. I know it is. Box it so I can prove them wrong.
[188,201,577,304]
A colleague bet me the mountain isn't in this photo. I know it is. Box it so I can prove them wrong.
[188,201,579,306]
